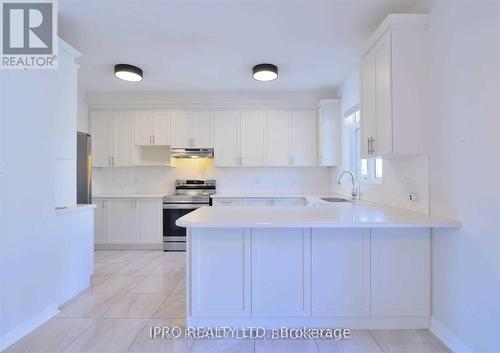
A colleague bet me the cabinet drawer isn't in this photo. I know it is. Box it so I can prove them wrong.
[213,199,243,206]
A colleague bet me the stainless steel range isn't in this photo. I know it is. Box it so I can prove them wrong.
[163,179,216,251]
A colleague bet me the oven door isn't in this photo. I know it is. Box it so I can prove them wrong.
[162,203,203,251]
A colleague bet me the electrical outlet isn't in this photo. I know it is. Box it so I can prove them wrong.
[409,193,418,201]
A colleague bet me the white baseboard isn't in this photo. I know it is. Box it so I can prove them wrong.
[0,304,59,352]
[188,316,430,329]
[95,243,163,250]
[430,317,472,353]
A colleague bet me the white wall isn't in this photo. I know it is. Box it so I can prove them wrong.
[427,1,500,352]
[333,72,430,213]
[0,67,60,349]
[0,41,93,351]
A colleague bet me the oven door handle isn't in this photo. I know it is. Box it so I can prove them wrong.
[163,204,206,209]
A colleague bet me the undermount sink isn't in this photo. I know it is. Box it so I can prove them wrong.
[320,197,351,203]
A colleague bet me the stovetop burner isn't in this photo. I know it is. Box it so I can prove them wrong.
[163,179,216,204]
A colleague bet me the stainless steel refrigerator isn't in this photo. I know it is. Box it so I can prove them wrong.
[77,132,92,204]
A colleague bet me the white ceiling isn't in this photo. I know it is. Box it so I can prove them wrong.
[59,0,423,94]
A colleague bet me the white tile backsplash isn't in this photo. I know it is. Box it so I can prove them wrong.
[332,154,430,213]
[93,159,333,195]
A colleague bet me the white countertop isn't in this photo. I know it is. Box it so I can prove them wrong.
[55,204,97,215]
[93,193,166,199]
[176,202,461,229]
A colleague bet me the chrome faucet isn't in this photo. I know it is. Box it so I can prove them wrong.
[338,170,358,200]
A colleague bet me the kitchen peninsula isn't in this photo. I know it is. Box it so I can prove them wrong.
[176,201,460,329]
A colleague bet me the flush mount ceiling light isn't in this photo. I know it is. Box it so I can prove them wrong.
[252,63,278,81]
[114,64,143,82]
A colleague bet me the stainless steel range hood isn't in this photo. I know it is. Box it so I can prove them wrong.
[170,148,214,159]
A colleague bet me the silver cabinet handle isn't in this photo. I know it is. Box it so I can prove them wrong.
[189,138,194,147]
[111,156,115,166]
[153,135,155,145]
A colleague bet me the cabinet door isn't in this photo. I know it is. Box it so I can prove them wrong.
[134,111,153,145]
[312,229,370,316]
[291,111,317,166]
[136,199,162,243]
[91,111,113,167]
[240,111,266,166]
[112,111,134,167]
[267,111,291,166]
[252,228,311,316]
[170,111,191,147]
[214,111,240,166]
[191,111,213,147]
[371,228,430,317]
[152,111,171,145]
[108,199,137,243]
[361,51,377,158]
[191,228,251,317]
[374,32,393,156]
[318,100,340,166]
[93,199,109,244]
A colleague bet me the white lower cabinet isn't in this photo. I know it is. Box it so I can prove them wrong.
[191,228,251,317]
[94,198,162,247]
[251,228,311,316]
[108,199,137,243]
[274,197,306,206]
[137,199,163,243]
[93,199,109,244]
[371,228,430,316]
[311,229,370,316]
[243,198,274,206]
[189,227,431,326]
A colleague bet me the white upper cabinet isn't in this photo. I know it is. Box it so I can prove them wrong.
[112,111,134,167]
[91,110,134,167]
[134,111,171,145]
[361,51,377,157]
[169,111,213,148]
[267,111,292,166]
[171,111,192,147]
[240,111,266,166]
[152,111,171,145]
[318,99,341,166]
[92,106,337,168]
[291,111,317,166]
[214,111,240,166]
[191,111,213,148]
[91,111,113,167]
[361,15,428,158]
[134,111,153,145]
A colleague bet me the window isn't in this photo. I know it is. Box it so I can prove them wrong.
[344,109,383,184]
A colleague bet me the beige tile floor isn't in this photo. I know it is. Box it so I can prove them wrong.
[3,250,451,353]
